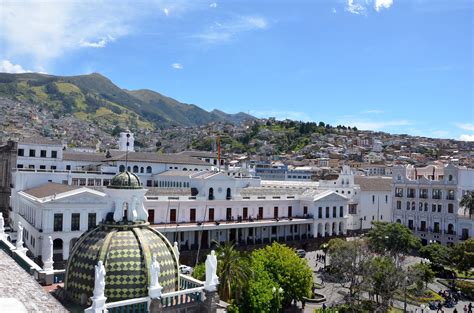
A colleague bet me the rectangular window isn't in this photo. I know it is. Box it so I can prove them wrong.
[432,204,436,212]
[209,208,214,222]
[372,195,375,203]
[274,207,278,219]
[432,189,441,199]
[318,207,323,218]
[407,188,415,198]
[339,206,343,218]
[148,210,154,224]
[71,213,80,231]
[326,207,330,218]
[243,207,248,220]
[28,164,35,169]
[51,150,57,158]
[395,188,403,197]
[103,179,110,186]
[17,164,23,169]
[66,165,71,170]
[420,221,426,231]
[190,208,196,223]
[29,149,35,157]
[226,208,232,221]
[448,203,454,214]
[303,206,308,215]
[88,213,96,229]
[54,213,63,232]
[18,149,24,156]
[170,209,176,223]
[287,206,292,218]
[420,189,428,199]
[349,204,357,214]
[333,206,337,218]
[271,226,277,234]
[258,207,263,219]
[396,201,401,210]
[40,150,47,158]
[87,179,94,186]
[51,166,56,170]
[437,204,442,213]
[39,165,46,170]
[447,190,455,200]
[79,179,86,186]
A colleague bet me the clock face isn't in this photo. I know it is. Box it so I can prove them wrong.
[218,187,223,193]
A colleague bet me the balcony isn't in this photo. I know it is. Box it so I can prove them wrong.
[446,195,455,200]
[417,227,427,232]
[433,229,441,234]
[432,195,441,200]
[407,193,415,199]
[395,193,403,198]
[444,230,456,235]
[419,194,428,199]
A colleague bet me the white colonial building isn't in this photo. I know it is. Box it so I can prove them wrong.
[392,163,474,246]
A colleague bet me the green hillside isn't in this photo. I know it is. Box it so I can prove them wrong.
[0,72,254,132]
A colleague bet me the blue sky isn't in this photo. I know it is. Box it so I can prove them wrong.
[1,0,473,140]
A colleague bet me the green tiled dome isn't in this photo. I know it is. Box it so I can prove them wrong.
[65,223,179,306]
[108,171,142,189]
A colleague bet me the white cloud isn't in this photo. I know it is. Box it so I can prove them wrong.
[332,8,337,13]
[0,1,205,70]
[459,134,474,142]
[374,0,393,12]
[210,3,217,8]
[171,63,183,70]
[0,60,31,73]
[345,0,367,15]
[163,8,170,16]
[456,123,474,131]
[79,35,115,48]
[345,0,394,15]
[193,15,268,44]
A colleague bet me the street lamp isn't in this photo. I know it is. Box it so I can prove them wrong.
[272,286,284,311]
[403,276,409,313]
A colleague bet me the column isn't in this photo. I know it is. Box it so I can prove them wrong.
[253,227,256,244]
[63,240,70,260]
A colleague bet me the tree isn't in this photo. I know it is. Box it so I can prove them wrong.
[367,222,420,261]
[460,191,474,219]
[249,242,312,307]
[450,238,474,274]
[191,262,205,281]
[327,239,371,306]
[216,243,251,302]
[367,256,403,311]
[242,260,281,313]
[410,262,435,290]
[419,243,450,266]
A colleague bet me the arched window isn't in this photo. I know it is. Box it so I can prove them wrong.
[183,168,187,171]
[396,219,401,223]
[209,188,214,200]
[448,174,453,181]
[127,166,131,172]
[140,167,144,173]
[226,188,232,200]
[146,166,152,173]
[133,166,139,173]
[119,165,125,172]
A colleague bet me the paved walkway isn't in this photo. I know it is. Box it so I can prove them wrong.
[0,249,67,312]
[301,250,473,313]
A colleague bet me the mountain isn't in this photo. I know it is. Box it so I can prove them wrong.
[0,72,255,131]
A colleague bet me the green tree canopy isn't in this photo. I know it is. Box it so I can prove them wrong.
[419,243,450,266]
[249,242,312,306]
[450,238,474,274]
[410,262,435,289]
[367,222,420,258]
[460,191,474,218]
[367,256,403,311]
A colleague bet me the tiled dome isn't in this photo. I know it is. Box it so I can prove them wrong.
[108,171,142,189]
[64,223,179,306]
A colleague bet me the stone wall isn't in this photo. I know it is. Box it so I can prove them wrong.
[0,141,16,220]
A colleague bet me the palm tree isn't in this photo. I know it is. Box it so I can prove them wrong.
[215,242,252,301]
[460,191,474,219]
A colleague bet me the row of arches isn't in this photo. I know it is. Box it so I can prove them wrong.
[316,221,346,237]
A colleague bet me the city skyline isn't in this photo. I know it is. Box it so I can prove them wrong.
[0,0,473,140]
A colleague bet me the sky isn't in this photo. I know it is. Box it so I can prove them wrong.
[0,0,473,141]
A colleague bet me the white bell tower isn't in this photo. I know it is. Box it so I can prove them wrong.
[118,131,135,152]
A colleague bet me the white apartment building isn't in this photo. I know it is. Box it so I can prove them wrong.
[392,164,474,246]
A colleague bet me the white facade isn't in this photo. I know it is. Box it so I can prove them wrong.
[392,164,474,246]
[10,168,349,264]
